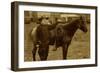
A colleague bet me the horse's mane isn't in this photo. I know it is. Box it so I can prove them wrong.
[62,17,80,30]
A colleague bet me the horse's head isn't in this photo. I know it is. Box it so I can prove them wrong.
[79,15,88,33]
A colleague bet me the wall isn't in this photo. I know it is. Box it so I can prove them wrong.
[0,0,99,73]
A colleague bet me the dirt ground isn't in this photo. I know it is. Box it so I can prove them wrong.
[24,22,90,61]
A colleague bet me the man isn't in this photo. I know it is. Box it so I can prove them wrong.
[38,16,51,25]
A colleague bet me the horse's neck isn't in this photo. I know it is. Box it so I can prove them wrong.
[64,19,79,36]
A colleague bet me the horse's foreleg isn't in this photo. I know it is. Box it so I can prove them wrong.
[32,45,37,61]
[62,44,69,60]
[38,46,49,61]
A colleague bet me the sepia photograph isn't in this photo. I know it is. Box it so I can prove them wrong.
[24,11,90,61]
[11,1,97,71]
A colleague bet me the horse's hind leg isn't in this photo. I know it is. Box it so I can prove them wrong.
[32,45,37,61]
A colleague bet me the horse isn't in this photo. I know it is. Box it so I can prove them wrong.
[31,17,58,61]
[54,15,88,59]
[31,15,88,61]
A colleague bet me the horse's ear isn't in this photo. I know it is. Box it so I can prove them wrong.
[79,15,85,22]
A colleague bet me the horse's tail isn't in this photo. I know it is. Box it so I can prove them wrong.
[29,25,40,43]
[29,28,33,42]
